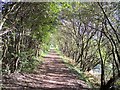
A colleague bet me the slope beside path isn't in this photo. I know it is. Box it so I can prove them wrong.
[3,50,89,90]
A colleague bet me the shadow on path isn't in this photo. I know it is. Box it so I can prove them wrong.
[3,49,89,90]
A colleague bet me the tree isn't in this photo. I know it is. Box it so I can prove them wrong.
[55,2,120,89]
[1,2,56,73]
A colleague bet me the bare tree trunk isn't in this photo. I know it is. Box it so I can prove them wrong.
[97,27,105,90]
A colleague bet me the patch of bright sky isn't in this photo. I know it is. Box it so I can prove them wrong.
[0,0,2,13]
[1,0,11,2]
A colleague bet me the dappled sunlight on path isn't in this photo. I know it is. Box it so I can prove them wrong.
[3,49,89,90]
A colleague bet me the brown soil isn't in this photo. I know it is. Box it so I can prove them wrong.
[2,50,89,90]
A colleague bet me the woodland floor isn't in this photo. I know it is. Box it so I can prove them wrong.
[2,50,89,90]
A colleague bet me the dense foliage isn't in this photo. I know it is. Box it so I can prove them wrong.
[55,2,120,89]
[0,2,120,90]
[1,2,56,73]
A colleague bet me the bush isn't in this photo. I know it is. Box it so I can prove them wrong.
[18,51,40,73]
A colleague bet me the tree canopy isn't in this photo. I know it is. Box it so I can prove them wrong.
[1,2,120,90]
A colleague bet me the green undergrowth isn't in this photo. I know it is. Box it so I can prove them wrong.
[40,50,49,57]
[38,49,50,62]
[115,79,120,89]
[21,56,42,73]
[55,49,94,88]
[63,57,93,88]
[21,50,49,73]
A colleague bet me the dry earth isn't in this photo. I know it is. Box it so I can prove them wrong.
[2,50,89,90]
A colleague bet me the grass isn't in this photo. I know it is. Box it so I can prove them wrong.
[55,49,93,88]
[62,56,93,88]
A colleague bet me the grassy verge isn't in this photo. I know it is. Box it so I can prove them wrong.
[55,50,94,88]
[63,56,93,88]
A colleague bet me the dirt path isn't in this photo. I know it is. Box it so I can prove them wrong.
[3,50,89,90]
